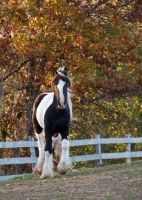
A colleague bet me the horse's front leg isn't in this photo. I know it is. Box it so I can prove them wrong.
[40,130,54,179]
[57,129,72,175]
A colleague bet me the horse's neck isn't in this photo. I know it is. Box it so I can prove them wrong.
[52,93,59,109]
[52,91,73,120]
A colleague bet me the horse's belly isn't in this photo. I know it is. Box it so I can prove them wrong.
[36,93,53,128]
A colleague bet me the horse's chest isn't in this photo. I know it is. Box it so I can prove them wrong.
[53,117,68,128]
[44,108,70,133]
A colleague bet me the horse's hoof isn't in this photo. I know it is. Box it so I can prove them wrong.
[33,167,42,175]
[40,172,54,179]
[40,174,54,179]
[57,167,67,175]
[57,164,68,175]
[57,162,72,175]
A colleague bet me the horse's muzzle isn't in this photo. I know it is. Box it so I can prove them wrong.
[57,105,66,109]
[57,101,66,109]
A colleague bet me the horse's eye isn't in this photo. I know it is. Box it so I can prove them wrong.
[67,82,71,87]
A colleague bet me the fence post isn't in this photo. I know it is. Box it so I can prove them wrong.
[95,135,102,165]
[126,134,131,164]
[29,137,36,170]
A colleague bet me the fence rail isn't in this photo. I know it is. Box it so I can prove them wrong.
[0,135,142,181]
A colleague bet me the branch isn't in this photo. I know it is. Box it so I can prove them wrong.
[66,0,109,13]
[2,58,36,82]
[122,0,135,7]
[86,0,109,17]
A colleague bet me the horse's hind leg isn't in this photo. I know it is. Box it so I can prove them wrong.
[32,113,44,175]
[33,132,45,175]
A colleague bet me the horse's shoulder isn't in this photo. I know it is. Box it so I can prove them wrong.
[33,93,53,110]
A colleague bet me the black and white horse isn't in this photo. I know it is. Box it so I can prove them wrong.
[32,67,72,179]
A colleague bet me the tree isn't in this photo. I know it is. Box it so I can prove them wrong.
[0,0,142,169]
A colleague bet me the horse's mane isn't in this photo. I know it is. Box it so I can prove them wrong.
[56,66,73,120]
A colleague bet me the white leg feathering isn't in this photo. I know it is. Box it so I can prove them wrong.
[57,139,72,175]
[40,151,54,179]
[33,133,44,175]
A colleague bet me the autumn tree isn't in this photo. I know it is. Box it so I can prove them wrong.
[0,0,142,170]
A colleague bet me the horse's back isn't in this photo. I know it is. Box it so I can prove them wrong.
[34,92,54,128]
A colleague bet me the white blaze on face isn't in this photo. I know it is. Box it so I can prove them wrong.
[57,79,66,106]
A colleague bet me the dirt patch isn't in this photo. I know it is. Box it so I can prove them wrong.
[0,162,142,200]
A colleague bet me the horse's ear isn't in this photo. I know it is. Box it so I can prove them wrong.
[52,75,59,85]
[63,66,68,72]
[52,67,58,76]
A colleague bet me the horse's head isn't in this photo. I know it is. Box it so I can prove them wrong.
[52,67,71,109]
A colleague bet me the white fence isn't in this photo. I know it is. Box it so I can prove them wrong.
[0,135,142,181]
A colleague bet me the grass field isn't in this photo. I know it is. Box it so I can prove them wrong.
[0,161,142,200]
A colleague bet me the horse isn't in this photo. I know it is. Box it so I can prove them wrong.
[32,67,72,179]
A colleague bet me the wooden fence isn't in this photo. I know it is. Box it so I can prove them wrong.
[0,135,142,181]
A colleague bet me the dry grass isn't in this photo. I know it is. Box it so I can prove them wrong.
[0,161,142,200]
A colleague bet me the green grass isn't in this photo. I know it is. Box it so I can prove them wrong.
[0,161,141,200]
